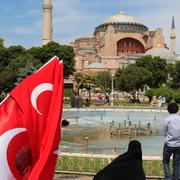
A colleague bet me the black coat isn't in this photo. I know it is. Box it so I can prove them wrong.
[93,140,146,180]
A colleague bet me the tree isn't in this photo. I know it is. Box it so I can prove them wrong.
[26,46,46,62]
[0,46,26,88]
[27,42,60,64]
[0,38,4,48]
[74,72,96,100]
[0,47,11,72]
[0,45,25,72]
[56,45,75,78]
[0,41,75,91]
[82,73,96,100]
[169,61,180,89]
[15,61,38,85]
[27,41,75,78]
[156,87,174,103]
[116,65,152,97]
[174,90,180,103]
[8,45,25,59]
[114,68,123,90]
[145,88,155,102]
[147,87,174,103]
[0,54,42,91]
[136,56,168,88]
[95,71,112,92]
[167,63,175,79]
[74,72,84,93]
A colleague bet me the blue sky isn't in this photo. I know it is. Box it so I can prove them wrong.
[0,0,180,53]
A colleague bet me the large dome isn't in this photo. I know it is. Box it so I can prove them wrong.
[95,11,148,33]
[104,11,143,24]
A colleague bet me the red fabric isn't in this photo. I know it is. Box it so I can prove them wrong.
[0,56,64,180]
[0,97,29,180]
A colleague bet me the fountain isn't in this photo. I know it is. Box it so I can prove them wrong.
[61,108,167,156]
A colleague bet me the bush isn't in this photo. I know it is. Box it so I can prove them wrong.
[174,91,180,103]
[145,88,155,97]
[64,88,73,98]
[145,88,155,102]
[145,87,174,103]
[153,87,174,103]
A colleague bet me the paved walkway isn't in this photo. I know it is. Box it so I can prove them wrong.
[54,174,163,180]
[54,174,93,180]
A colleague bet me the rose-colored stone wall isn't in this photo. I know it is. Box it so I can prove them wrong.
[72,24,164,73]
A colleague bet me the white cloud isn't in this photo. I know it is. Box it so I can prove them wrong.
[1,0,180,53]
[51,0,180,53]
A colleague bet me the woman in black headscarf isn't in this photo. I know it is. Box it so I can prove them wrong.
[93,140,146,180]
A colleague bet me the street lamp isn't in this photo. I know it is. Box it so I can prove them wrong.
[85,134,89,154]
[111,73,114,107]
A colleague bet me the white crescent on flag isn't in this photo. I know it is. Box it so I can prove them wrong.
[0,128,27,180]
[31,83,53,115]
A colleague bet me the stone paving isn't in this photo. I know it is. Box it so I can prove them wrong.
[54,174,163,180]
[54,174,93,180]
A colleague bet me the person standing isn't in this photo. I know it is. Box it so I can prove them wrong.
[93,140,146,180]
[163,103,180,180]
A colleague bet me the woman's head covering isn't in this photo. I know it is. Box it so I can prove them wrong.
[126,140,142,162]
[128,140,141,150]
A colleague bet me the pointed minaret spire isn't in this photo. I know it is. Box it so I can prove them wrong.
[171,16,175,29]
[42,0,53,45]
[170,16,176,54]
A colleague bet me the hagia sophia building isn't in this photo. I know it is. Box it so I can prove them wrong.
[70,11,180,74]
[43,0,180,74]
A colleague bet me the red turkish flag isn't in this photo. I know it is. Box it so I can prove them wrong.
[0,56,64,180]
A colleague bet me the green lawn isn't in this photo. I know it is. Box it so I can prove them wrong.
[55,155,171,177]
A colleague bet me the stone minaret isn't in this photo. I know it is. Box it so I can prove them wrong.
[170,16,176,54]
[42,0,52,45]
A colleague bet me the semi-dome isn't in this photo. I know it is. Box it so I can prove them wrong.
[95,11,148,33]
[145,47,177,62]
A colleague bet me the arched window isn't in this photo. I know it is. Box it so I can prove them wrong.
[117,38,145,55]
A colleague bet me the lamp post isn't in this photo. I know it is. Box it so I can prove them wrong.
[111,73,114,107]
[85,134,89,154]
